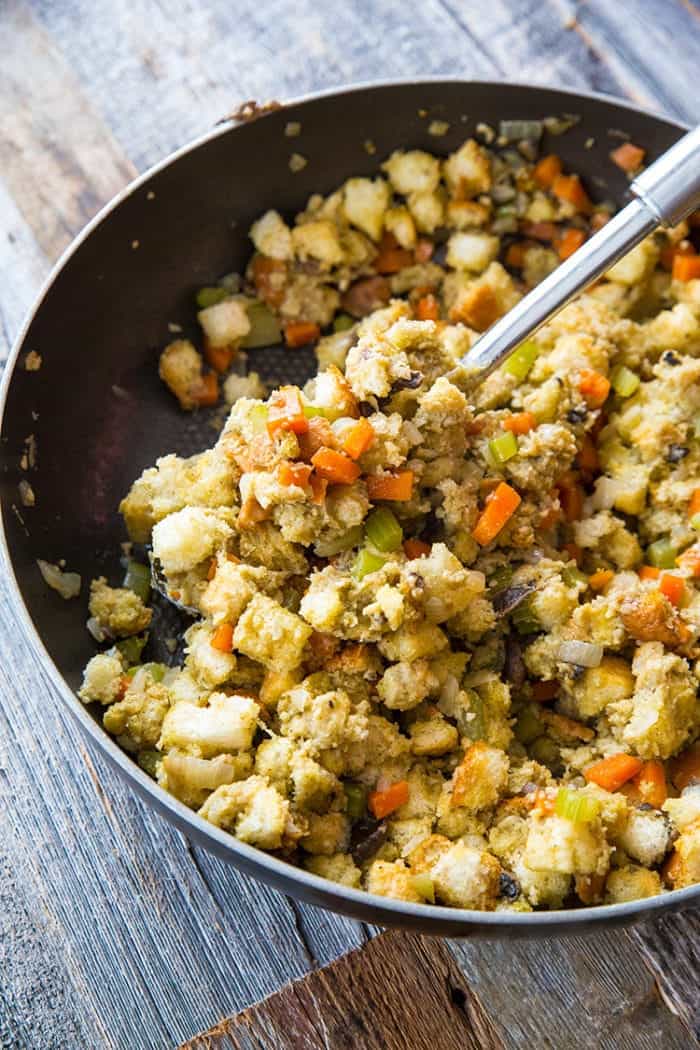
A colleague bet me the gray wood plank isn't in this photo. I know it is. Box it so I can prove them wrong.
[0,179,50,365]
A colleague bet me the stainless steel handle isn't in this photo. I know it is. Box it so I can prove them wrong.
[458,126,700,382]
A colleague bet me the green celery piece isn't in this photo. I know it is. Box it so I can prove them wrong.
[317,524,364,557]
[123,559,151,602]
[116,633,148,667]
[365,508,403,552]
[196,286,228,309]
[646,537,677,569]
[240,300,282,348]
[333,313,355,332]
[503,340,539,381]
[353,548,387,580]
[344,783,367,821]
[610,364,640,398]
[554,787,600,823]
[488,431,518,464]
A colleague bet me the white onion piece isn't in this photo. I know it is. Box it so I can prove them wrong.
[162,752,237,792]
[37,559,81,600]
[558,640,603,668]
[591,476,624,511]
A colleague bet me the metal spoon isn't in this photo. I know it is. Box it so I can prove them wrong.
[458,125,700,381]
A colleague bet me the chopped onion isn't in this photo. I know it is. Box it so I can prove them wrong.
[162,752,237,792]
[86,616,108,643]
[37,559,81,600]
[558,640,603,668]
[591,475,625,511]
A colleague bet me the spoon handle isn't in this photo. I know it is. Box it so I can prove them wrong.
[460,125,700,381]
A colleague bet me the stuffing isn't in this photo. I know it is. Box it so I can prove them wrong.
[199,775,289,849]
[103,670,171,752]
[197,298,250,348]
[342,177,390,241]
[605,865,662,904]
[304,853,362,888]
[615,805,671,867]
[152,507,232,575]
[88,577,152,638]
[158,339,206,410]
[249,210,293,259]
[233,593,312,670]
[79,652,125,705]
[158,692,259,758]
[448,742,509,812]
[431,842,501,909]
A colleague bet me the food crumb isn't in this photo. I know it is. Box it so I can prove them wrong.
[289,152,308,173]
[131,239,140,250]
[24,351,42,371]
[167,322,183,334]
[18,480,35,507]
[428,119,450,137]
[37,559,81,599]
[584,137,596,150]
[284,121,301,137]
[475,122,496,144]
[417,108,428,118]
[165,637,178,653]
[146,190,156,201]
[364,139,377,155]
[20,434,37,471]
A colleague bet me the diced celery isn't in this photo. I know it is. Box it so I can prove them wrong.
[353,548,387,580]
[316,524,364,557]
[554,787,600,823]
[503,340,539,381]
[691,513,700,530]
[511,597,540,635]
[303,404,328,418]
[462,689,486,741]
[610,364,640,398]
[116,633,148,667]
[488,431,519,465]
[127,662,167,682]
[365,508,403,552]
[333,313,355,332]
[196,286,228,309]
[410,873,435,903]
[344,782,366,821]
[487,565,513,592]
[514,705,542,744]
[647,537,677,569]
[561,566,588,588]
[137,749,161,778]
[249,403,270,434]
[123,559,151,602]
[240,300,282,348]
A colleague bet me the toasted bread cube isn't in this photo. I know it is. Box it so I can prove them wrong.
[367,859,423,902]
[450,742,509,812]
[199,775,289,849]
[342,177,390,241]
[432,842,501,909]
[233,593,312,670]
[89,577,151,638]
[524,815,610,876]
[605,865,662,903]
[301,812,350,856]
[79,652,125,705]
[377,659,438,711]
[159,693,259,758]
[617,806,671,867]
[198,298,250,348]
[291,220,344,268]
[249,209,293,260]
[382,150,441,195]
[446,231,499,273]
[152,507,232,575]
[304,853,362,888]
[444,139,491,198]
[158,339,203,410]
[409,718,459,756]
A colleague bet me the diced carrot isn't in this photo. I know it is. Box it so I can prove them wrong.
[309,473,328,505]
[589,569,614,592]
[414,238,434,262]
[673,254,700,282]
[366,470,414,502]
[203,339,235,374]
[576,433,599,478]
[610,142,646,173]
[211,623,234,652]
[522,221,558,243]
[533,154,562,188]
[503,411,536,435]
[297,416,336,460]
[278,461,313,487]
[557,471,584,523]
[531,680,559,702]
[659,572,685,607]
[342,417,375,460]
[416,293,440,321]
[283,321,321,348]
[638,564,661,580]
[557,227,586,260]
[660,239,695,272]
[190,372,219,407]
[267,386,309,437]
[373,232,414,274]
[310,447,361,485]
[207,557,218,581]
[676,544,700,577]
[578,369,611,408]
[669,742,700,791]
[505,241,529,269]
[552,173,592,214]
[584,753,643,792]
[632,761,667,808]
[251,254,287,309]
[688,488,700,519]
[561,542,582,566]
[403,538,431,559]
[368,780,409,819]
[472,481,521,546]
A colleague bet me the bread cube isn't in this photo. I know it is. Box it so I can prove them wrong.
[342,177,390,241]
[449,742,509,812]
[382,150,441,195]
[431,842,501,909]
[233,593,312,670]
[152,507,232,575]
[197,298,250,348]
[159,692,259,758]
[446,231,499,273]
[79,652,125,705]
[249,209,293,260]
[199,775,289,849]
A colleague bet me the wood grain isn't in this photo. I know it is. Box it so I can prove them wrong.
[1,0,700,1047]
[182,930,505,1050]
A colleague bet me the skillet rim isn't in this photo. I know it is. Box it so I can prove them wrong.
[2,76,697,936]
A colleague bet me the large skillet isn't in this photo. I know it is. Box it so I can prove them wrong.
[1,80,695,937]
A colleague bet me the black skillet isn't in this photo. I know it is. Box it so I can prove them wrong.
[1,80,694,936]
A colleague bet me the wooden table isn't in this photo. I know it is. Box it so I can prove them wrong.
[1,1,700,1046]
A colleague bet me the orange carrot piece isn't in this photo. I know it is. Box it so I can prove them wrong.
[211,623,234,652]
[659,572,685,607]
[415,293,440,321]
[638,565,661,580]
[505,241,529,269]
[309,473,328,505]
[403,538,431,559]
[557,471,584,523]
[669,743,700,791]
[531,680,559,702]
[251,254,287,308]
[689,488,700,519]
[552,173,592,213]
[660,239,695,272]
[472,481,521,546]
[610,142,646,173]
[584,753,643,792]
[278,461,313,487]
[368,780,409,819]
[267,386,309,437]
[576,433,600,477]
[190,372,219,407]
[342,417,375,460]
[578,369,611,408]
[589,569,614,592]
[310,447,361,485]
[557,227,586,260]
[206,557,218,581]
[631,761,667,808]
[283,321,321,348]
[673,254,700,282]
[533,154,562,188]
[203,339,235,374]
[366,470,414,502]
[373,232,414,274]
[503,411,536,435]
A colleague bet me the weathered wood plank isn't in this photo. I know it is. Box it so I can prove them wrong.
[0,179,49,365]
[631,910,700,1038]
[182,930,505,1050]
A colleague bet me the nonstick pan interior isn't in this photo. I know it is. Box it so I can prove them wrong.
[1,80,694,935]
